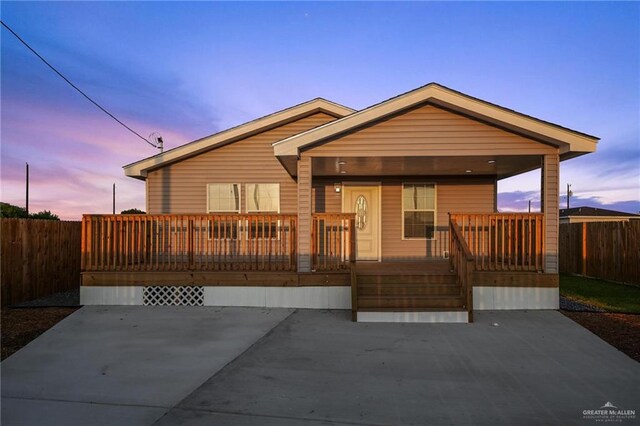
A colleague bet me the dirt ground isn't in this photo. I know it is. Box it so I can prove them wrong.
[561,310,640,362]
[1,307,79,361]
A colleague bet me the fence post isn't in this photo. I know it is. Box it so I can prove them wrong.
[188,218,194,268]
[581,222,587,276]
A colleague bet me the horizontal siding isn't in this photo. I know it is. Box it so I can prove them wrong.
[543,153,560,272]
[297,156,313,272]
[147,113,336,214]
[313,177,496,260]
[308,104,556,157]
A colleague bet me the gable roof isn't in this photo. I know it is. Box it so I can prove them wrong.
[124,98,355,179]
[560,206,639,218]
[272,83,599,159]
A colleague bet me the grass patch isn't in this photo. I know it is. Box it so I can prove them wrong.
[560,274,640,314]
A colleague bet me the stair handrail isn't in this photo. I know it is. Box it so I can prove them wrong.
[449,216,475,322]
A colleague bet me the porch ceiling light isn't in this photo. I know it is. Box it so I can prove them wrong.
[487,160,496,164]
[465,169,472,173]
[340,170,347,174]
[338,161,347,165]
[334,183,342,193]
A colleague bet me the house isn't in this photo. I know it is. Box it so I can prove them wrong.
[559,206,639,224]
[80,83,599,322]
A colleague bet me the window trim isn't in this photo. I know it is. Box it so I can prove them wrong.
[401,182,437,241]
[206,183,241,213]
[245,183,281,214]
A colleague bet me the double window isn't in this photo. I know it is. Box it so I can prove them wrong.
[206,183,280,214]
[206,183,280,239]
[402,183,436,239]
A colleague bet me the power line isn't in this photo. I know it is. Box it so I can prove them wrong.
[1,20,155,147]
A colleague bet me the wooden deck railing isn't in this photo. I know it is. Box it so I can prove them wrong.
[449,218,474,322]
[311,213,356,271]
[82,214,297,272]
[449,213,544,272]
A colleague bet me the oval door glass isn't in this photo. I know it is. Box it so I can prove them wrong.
[355,195,368,230]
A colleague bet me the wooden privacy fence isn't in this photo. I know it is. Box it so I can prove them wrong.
[1,219,81,306]
[560,221,640,285]
[82,214,298,272]
[450,213,545,272]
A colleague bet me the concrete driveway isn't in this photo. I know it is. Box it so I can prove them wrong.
[2,308,639,425]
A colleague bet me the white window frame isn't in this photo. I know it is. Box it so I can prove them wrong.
[244,183,281,242]
[206,183,241,213]
[401,182,437,240]
[206,183,241,241]
[245,183,281,213]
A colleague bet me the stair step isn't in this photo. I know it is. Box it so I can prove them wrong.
[356,274,456,285]
[357,307,467,313]
[358,285,461,297]
[358,296,465,310]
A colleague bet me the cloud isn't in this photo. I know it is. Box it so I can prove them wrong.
[498,190,640,214]
[497,190,541,212]
[1,95,194,220]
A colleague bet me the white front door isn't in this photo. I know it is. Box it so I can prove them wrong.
[343,185,380,261]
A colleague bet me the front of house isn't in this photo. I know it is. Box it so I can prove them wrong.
[80,83,598,322]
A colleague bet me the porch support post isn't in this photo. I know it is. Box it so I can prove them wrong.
[297,155,313,272]
[541,153,559,273]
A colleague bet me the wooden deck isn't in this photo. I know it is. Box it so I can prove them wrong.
[81,213,556,322]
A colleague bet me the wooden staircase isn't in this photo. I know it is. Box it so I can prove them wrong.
[352,261,469,322]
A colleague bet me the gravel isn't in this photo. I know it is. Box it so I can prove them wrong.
[11,289,80,308]
[560,295,605,312]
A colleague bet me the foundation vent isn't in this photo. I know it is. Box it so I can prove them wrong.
[143,286,204,306]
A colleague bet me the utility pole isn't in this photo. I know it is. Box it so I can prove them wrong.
[528,199,531,213]
[25,163,29,216]
[112,183,116,214]
[567,184,572,209]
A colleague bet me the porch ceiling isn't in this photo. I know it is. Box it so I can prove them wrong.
[308,155,542,179]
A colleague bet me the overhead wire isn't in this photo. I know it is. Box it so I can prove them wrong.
[0,20,155,147]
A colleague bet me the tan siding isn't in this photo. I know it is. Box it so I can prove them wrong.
[543,153,560,272]
[307,104,556,157]
[312,181,343,213]
[146,112,336,214]
[297,156,312,272]
[313,177,495,260]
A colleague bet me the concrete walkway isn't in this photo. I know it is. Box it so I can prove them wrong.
[3,308,639,425]
[1,306,294,425]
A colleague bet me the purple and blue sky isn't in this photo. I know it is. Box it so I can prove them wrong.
[2,2,638,220]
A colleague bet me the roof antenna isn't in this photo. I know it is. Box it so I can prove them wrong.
[148,132,164,153]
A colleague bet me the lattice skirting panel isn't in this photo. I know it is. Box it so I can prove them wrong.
[143,286,204,306]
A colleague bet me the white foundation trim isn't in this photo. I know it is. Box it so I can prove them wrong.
[357,311,468,323]
[80,286,351,309]
[80,286,143,305]
[206,286,351,309]
[473,287,559,310]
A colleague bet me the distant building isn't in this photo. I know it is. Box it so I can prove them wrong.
[559,206,640,224]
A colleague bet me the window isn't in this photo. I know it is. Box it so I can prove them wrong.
[206,184,240,240]
[246,183,280,213]
[403,183,436,239]
[207,183,240,213]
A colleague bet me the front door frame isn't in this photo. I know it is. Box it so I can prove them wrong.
[341,182,382,262]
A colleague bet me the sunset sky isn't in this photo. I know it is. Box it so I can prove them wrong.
[2,2,638,220]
